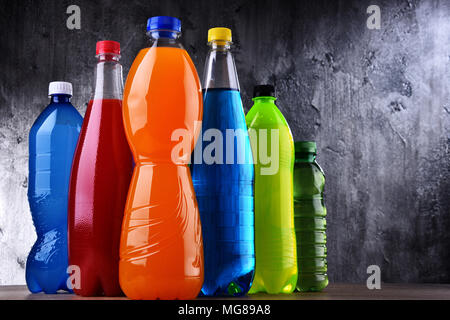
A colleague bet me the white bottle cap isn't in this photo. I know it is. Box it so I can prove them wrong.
[48,81,73,97]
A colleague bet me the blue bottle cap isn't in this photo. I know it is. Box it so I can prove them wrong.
[147,16,181,32]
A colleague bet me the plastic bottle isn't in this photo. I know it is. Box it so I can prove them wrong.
[68,41,133,296]
[26,81,82,294]
[191,27,255,297]
[120,16,204,300]
[246,85,297,294]
[293,141,328,292]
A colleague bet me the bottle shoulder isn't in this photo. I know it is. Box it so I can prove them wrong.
[31,103,83,133]
[293,161,326,198]
[127,46,200,88]
[314,161,325,176]
[203,48,240,91]
[246,103,291,128]
[139,46,189,58]
[294,161,325,177]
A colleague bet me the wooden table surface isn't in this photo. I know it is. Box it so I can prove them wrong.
[1,283,449,300]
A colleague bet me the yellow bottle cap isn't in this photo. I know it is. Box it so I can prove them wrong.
[208,27,232,44]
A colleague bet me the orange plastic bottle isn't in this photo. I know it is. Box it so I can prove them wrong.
[120,16,204,300]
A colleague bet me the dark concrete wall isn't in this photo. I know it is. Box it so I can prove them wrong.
[0,0,449,284]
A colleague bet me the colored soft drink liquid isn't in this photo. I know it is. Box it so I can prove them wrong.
[120,16,204,300]
[293,141,328,292]
[68,41,133,296]
[246,85,297,294]
[191,28,255,296]
[27,82,82,293]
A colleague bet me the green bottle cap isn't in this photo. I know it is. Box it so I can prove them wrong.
[295,141,317,154]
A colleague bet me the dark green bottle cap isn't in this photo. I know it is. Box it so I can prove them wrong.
[295,141,317,154]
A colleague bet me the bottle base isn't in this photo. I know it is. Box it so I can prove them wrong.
[296,275,329,292]
[120,276,203,300]
[201,270,254,297]
[26,273,71,294]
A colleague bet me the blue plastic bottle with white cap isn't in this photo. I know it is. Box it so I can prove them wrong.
[26,81,83,293]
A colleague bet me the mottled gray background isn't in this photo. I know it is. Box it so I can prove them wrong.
[0,0,449,285]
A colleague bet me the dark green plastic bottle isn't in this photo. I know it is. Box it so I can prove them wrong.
[294,141,328,292]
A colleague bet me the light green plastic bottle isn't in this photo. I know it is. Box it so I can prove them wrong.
[246,85,297,294]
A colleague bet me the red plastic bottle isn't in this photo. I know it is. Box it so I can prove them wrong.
[68,41,133,296]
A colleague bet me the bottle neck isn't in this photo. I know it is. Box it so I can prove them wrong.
[93,53,123,100]
[50,94,71,103]
[295,152,316,163]
[203,40,240,91]
[252,97,277,105]
[148,30,183,49]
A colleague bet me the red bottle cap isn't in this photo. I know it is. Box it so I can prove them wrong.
[96,40,120,55]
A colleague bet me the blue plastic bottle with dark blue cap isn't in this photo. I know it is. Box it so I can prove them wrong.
[26,81,82,294]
